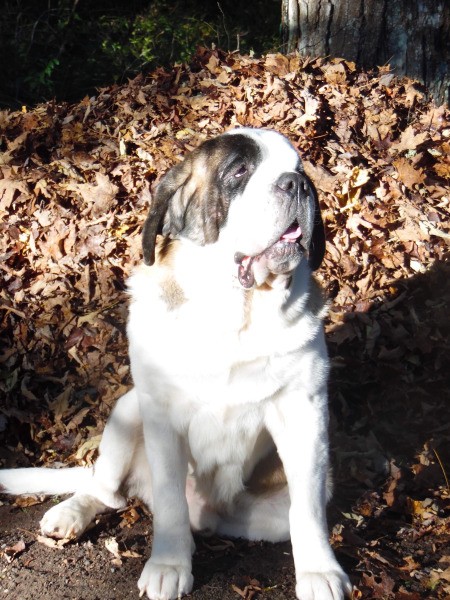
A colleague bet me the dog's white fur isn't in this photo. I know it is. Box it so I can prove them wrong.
[0,129,351,600]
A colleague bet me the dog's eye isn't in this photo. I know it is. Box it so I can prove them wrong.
[234,164,247,179]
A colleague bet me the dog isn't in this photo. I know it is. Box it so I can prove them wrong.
[0,128,352,600]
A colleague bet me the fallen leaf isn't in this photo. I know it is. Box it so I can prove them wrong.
[119,506,141,528]
[74,434,102,462]
[105,536,121,560]
[13,494,45,508]
[3,539,26,562]
[391,125,428,153]
[121,549,142,558]
[393,158,425,189]
[37,534,72,548]
[66,172,118,216]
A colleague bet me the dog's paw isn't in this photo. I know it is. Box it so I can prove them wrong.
[138,559,194,600]
[296,570,352,600]
[40,496,98,539]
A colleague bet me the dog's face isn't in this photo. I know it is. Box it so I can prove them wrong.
[142,129,325,287]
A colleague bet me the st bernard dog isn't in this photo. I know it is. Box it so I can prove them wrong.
[0,129,352,600]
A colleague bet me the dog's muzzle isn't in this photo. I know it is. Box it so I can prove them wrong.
[235,172,315,289]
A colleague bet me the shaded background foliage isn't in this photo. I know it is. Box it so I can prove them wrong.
[0,0,280,108]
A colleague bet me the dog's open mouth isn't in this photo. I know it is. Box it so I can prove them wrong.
[234,222,303,289]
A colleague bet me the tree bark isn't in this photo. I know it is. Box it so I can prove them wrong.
[281,0,449,106]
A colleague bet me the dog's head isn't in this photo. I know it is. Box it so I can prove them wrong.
[142,129,325,288]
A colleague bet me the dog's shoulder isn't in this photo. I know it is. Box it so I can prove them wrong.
[128,237,186,311]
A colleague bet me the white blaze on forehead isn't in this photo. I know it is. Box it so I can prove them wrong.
[222,129,302,257]
[225,128,300,175]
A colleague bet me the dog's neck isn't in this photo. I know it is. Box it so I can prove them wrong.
[156,236,300,290]
[153,236,313,317]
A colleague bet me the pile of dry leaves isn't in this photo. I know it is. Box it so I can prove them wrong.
[0,48,449,598]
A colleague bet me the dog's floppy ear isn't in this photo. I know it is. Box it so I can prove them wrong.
[142,142,228,266]
[307,186,326,271]
[142,160,190,266]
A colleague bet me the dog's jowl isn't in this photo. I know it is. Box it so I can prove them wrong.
[0,128,351,600]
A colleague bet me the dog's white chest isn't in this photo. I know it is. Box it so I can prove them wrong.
[186,401,268,506]
[127,264,324,509]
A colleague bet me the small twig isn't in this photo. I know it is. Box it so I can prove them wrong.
[57,0,80,59]
[17,527,39,538]
[233,31,248,54]
[420,220,450,241]
[433,448,450,493]
[0,305,26,318]
[217,3,230,52]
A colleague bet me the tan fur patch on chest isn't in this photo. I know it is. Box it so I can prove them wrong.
[155,238,187,310]
[160,276,186,310]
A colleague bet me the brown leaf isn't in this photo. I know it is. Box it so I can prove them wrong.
[391,125,428,153]
[0,176,29,210]
[37,535,71,548]
[121,549,142,558]
[264,53,290,76]
[119,506,141,529]
[294,90,319,128]
[323,62,347,85]
[399,555,421,572]
[395,589,422,600]
[104,536,121,560]
[303,161,337,194]
[361,570,395,596]
[67,172,118,216]
[430,566,450,587]
[13,495,45,508]
[3,539,26,562]
[393,158,425,189]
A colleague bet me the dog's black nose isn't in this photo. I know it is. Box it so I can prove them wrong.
[275,172,311,199]
[276,172,298,195]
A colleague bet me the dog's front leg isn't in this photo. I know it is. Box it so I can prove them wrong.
[266,390,352,600]
[138,396,194,600]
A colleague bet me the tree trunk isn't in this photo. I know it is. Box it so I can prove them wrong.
[281,0,449,106]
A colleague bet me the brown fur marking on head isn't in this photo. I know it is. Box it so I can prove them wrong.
[142,133,262,266]
[156,236,177,264]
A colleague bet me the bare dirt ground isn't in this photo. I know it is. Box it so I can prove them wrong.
[0,498,301,600]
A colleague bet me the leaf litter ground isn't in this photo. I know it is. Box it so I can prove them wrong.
[0,49,449,599]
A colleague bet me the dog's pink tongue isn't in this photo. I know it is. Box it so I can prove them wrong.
[238,256,255,288]
[281,224,302,241]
